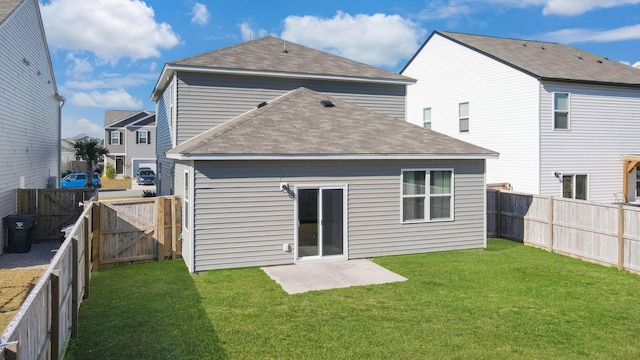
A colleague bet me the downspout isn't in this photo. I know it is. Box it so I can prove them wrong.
[55,94,66,188]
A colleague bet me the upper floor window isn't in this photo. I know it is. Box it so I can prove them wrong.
[136,130,151,144]
[562,174,587,200]
[423,107,432,130]
[459,102,469,133]
[110,131,121,145]
[554,93,570,129]
[402,169,454,223]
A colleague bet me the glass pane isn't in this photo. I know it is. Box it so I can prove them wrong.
[403,197,425,221]
[555,112,568,129]
[430,196,451,219]
[459,102,469,117]
[460,118,469,132]
[554,93,569,111]
[424,122,431,130]
[423,108,431,121]
[575,175,587,200]
[431,171,452,194]
[322,189,343,256]
[562,175,573,198]
[403,171,425,195]
[298,189,319,257]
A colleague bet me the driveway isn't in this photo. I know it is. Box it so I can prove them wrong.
[99,180,156,199]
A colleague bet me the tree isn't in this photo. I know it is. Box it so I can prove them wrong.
[72,138,109,188]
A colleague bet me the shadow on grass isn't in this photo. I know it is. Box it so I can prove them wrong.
[65,260,227,360]
[483,238,523,251]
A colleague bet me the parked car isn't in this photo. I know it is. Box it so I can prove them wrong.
[136,167,153,178]
[137,169,156,185]
[61,172,101,189]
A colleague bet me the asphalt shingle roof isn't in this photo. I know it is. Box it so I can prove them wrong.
[425,31,640,86]
[167,88,496,158]
[0,0,22,25]
[170,36,412,82]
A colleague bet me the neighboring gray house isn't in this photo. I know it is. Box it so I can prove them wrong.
[151,37,497,272]
[402,31,640,203]
[61,133,93,175]
[103,110,156,178]
[0,0,62,254]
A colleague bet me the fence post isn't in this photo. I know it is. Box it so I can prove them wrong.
[548,196,554,252]
[157,197,166,261]
[50,270,60,360]
[496,190,502,238]
[92,203,102,272]
[72,235,79,339]
[171,196,178,259]
[618,206,625,271]
[84,208,92,299]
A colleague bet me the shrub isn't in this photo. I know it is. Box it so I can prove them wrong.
[105,163,116,179]
[142,190,156,198]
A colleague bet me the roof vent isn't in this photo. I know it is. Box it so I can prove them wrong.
[522,41,527,47]
[577,52,582,60]
[320,100,334,108]
[282,42,288,53]
[257,101,267,108]
[597,60,603,64]
[540,41,545,50]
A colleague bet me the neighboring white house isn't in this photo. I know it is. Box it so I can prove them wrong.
[103,110,156,178]
[0,0,62,253]
[402,30,640,203]
[152,36,497,272]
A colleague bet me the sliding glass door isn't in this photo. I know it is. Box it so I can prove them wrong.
[297,187,345,259]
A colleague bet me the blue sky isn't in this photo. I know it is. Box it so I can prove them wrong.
[39,0,640,139]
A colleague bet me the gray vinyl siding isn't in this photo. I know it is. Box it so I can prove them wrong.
[0,0,59,252]
[156,78,174,195]
[191,159,485,271]
[176,73,406,144]
[539,82,640,203]
[125,124,156,177]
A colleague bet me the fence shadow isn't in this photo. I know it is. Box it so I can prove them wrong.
[65,260,227,359]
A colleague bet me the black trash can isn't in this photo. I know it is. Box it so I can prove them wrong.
[4,215,36,253]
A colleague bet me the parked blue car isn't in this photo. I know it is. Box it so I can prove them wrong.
[60,172,101,189]
[137,169,156,185]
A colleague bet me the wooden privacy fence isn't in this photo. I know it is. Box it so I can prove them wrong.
[95,196,181,269]
[17,189,97,241]
[0,195,181,359]
[488,189,640,273]
[0,198,95,360]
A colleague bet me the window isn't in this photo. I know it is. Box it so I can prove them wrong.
[459,102,469,132]
[136,130,150,144]
[110,131,121,145]
[562,174,587,200]
[554,93,570,129]
[402,169,453,222]
[423,107,432,129]
[183,171,189,231]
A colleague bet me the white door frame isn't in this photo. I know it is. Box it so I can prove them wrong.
[293,184,348,263]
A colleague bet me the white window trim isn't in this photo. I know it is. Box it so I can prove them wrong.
[137,130,148,144]
[400,168,455,224]
[423,107,432,129]
[553,92,571,130]
[110,131,121,145]
[459,102,469,133]
[561,173,588,200]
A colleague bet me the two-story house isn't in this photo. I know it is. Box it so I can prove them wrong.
[103,110,156,178]
[402,30,640,203]
[0,0,62,253]
[151,36,497,272]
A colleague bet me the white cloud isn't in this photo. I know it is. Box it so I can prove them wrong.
[488,0,640,15]
[68,89,143,108]
[62,72,158,91]
[281,12,425,68]
[239,22,268,41]
[61,116,104,139]
[64,53,93,78]
[191,3,210,25]
[41,0,180,63]
[418,1,473,20]
[541,24,640,43]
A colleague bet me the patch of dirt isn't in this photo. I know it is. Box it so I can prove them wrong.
[0,268,44,331]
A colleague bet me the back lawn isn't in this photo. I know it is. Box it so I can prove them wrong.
[65,239,640,359]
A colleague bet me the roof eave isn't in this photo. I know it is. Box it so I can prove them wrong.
[166,153,499,161]
[151,64,415,101]
[539,77,640,88]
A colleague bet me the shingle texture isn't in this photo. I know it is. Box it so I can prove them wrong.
[171,36,412,82]
[435,31,640,86]
[0,0,22,25]
[168,88,496,157]
[103,110,141,127]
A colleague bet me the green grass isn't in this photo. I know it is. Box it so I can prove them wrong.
[66,239,640,359]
